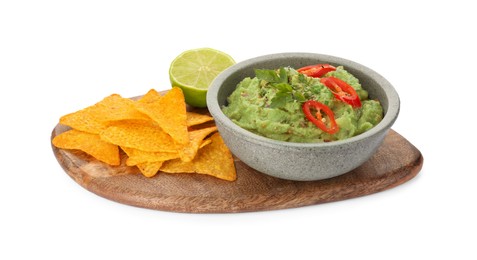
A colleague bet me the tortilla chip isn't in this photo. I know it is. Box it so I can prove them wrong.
[161,133,236,181]
[178,126,217,162]
[137,89,162,104]
[100,120,177,152]
[59,110,106,134]
[193,133,236,181]
[92,94,149,122]
[59,94,149,134]
[159,158,196,174]
[199,138,212,148]
[54,88,236,181]
[139,90,212,127]
[122,147,179,166]
[134,88,189,145]
[52,129,120,165]
[186,112,214,127]
[136,161,164,177]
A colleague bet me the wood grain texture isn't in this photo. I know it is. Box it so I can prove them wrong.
[51,124,423,213]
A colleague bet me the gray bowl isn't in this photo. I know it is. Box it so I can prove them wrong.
[207,53,400,181]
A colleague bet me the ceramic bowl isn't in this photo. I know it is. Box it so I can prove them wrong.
[207,53,400,181]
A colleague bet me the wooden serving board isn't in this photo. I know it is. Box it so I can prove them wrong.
[51,122,423,213]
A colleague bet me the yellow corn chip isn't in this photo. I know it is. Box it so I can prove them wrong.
[199,138,212,148]
[54,88,236,181]
[100,120,177,152]
[92,94,149,122]
[161,133,236,181]
[59,94,149,134]
[138,90,212,127]
[59,110,106,134]
[193,133,236,181]
[136,161,164,178]
[186,112,214,127]
[121,146,179,166]
[178,126,217,162]
[52,129,120,165]
[159,158,196,174]
[137,89,162,104]
[134,88,189,145]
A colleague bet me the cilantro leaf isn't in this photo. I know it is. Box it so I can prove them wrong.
[298,73,307,83]
[259,67,309,108]
[273,82,293,92]
[255,69,282,83]
[270,92,292,108]
[293,91,306,102]
[279,67,288,83]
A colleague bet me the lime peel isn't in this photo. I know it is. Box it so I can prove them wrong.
[169,48,235,107]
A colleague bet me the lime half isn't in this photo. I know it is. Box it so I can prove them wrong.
[169,48,235,107]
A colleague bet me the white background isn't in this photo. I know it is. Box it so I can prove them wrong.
[1,0,476,259]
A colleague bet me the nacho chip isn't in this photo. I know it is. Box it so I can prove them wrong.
[100,120,177,152]
[122,146,179,166]
[161,133,236,181]
[186,112,214,127]
[134,88,189,145]
[193,133,236,181]
[178,126,217,162]
[159,158,196,174]
[92,94,149,122]
[52,129,120,165]
[54,88,236,181]
[137,89,162,104]
[59,110,106,134]
[139,90,212,127]
[136,161,164,178]
[59,94,149,134]
[199,138,212,148]
[120,146,134,158]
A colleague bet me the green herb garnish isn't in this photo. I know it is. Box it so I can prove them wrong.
[255,67,307,108]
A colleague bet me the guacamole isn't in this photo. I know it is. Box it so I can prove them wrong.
[222,66,383,143]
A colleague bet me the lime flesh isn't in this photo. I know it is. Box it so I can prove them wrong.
[169,48,235,107]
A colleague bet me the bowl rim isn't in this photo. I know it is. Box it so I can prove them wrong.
[207,52,400,149]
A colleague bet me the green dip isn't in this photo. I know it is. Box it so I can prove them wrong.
[222,66,383,143]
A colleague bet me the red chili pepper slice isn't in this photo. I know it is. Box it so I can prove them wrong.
[302,100,339,134]
[320,77,362,108]
[297,64,336,78]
